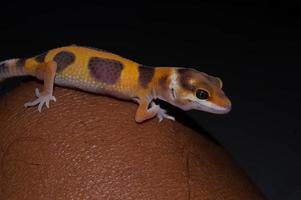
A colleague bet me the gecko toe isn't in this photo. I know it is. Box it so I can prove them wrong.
[38,101,44,112]
[35,88,40,97]
[45,100,50,108]
[51,96,56,102]
[24,98,41,108]
[166,115,175,121]
[158,115,163,122]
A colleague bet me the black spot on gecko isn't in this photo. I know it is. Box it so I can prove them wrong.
[177,68,197,92]
[0,62,8,75]
[16,58,26,70]
[53,51,75,72]
[138,65,154,88]
[159,75,169,89]
[35,51,48,63]
[88,57,123,84]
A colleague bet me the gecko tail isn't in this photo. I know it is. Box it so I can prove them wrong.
[0,58,26,82]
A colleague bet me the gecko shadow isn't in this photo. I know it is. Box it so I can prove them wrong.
[0,77,31,97]
[154,99,221,146]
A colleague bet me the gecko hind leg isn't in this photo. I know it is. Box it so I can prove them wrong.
[24,61,57,112]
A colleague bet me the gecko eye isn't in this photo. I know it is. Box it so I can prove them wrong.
[196,89,209,100]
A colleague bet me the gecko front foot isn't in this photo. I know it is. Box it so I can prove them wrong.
[24,88,56,112]
[153,103,175,122]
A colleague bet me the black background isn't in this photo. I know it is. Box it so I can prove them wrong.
[0,1,300,199]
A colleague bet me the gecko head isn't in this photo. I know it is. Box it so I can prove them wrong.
[167,68,232,114]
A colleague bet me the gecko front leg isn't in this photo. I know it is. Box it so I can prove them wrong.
[24,61,57,112]
[135,99,175,123]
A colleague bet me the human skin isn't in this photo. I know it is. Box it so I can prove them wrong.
[0,81,265,200]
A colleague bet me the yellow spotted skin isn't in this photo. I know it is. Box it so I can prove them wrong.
[24,46,153,100]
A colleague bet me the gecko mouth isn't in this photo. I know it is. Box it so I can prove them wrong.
[197,101,232,114]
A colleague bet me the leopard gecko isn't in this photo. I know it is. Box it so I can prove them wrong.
[0,45,232,122]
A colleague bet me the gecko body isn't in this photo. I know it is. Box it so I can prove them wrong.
[0,45,231,122]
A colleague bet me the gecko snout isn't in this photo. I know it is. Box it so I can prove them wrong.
[224,101,232,113]
[220,99,232,114]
